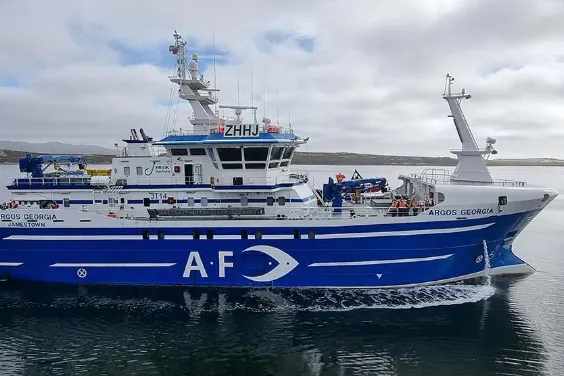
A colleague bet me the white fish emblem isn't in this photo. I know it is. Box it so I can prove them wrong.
[242,245,299,282]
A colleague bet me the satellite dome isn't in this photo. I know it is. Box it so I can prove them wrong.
[192,53,199,61]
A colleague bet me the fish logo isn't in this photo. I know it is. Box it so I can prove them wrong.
[242,245,299,282]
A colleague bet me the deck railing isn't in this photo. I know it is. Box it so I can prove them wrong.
[410,168,526,187]
[9,172,309,188]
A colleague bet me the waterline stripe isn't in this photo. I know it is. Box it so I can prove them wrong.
[0,262,23,267]
[50,263,176,268]
[308,254,453,267]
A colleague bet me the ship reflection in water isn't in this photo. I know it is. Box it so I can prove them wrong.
[0,280,550,376]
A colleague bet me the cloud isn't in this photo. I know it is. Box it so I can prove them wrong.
[1,0,564,158]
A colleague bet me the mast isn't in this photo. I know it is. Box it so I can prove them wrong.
[168,30,220,134]
[443,74,496,184]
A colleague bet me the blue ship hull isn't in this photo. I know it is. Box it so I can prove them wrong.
[0,212,535,287]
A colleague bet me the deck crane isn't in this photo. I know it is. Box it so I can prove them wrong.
[19,153,86,178]
[322,170,388,211]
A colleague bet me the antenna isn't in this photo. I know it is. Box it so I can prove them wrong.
[250,47,254,108]
[212,29,217,115]
[276,91,279,125]
[288,99,292,130]
[250,46,256,123]
[237,59,240,106]
[263,72,267,121]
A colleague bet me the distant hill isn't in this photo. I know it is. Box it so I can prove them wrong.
[0,149,114,165]
[292,152,564,166]
[0,141,115,155]
[291,152,458,166]
[2,146,564,167]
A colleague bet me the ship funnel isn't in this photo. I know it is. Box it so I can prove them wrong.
[139,128,148,142]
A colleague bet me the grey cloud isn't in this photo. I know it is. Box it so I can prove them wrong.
[1,1,563,158]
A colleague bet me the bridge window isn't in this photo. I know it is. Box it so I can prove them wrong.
[233,177,243,185]
[268,162,279,169]
[278,197,286,206]
[222,163,243,170]
[124,167,130,176]
[271,146,284,160]
[136,167,142,175]
[267,197,274,206]
[280,161,289,167]
[171,148,189,156]
[245,163,266,169]
[244,147,269,161]
[218,147,242,161]
[63,198,70,207]
[282,147,295,159]
[190,148,206,156]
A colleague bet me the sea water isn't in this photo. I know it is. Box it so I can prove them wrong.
[0,164,563,376]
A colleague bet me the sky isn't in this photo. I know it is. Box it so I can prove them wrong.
[1,0,564,158]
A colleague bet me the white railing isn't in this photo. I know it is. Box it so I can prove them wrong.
[11,177,92,187]
[492,179,527,187]
[285,206,390,220]
[409,168,526,187]
[414,168,453,184]
[82,203,399,221]
[9,173,309,188]
[116,145,167,157]
[165,124,296,137]
[166,128,203,136]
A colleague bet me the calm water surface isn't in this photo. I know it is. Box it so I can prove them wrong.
[0,164,563,376]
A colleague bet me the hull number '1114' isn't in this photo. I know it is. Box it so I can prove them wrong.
[224,124,260,137]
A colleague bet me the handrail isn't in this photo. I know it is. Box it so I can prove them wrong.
[409,168,526,187]
[9,172,309,188]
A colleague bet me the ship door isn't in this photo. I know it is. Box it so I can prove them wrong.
[184,164,194,185]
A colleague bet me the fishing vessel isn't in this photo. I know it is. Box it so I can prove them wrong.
[0,31,558,288]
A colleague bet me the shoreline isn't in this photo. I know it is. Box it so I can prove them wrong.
[2,149,564,167]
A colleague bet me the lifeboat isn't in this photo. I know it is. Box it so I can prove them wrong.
[267,124,280,133]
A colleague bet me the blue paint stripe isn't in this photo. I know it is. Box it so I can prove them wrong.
[7,183,298,190]
[27,195,316,206]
